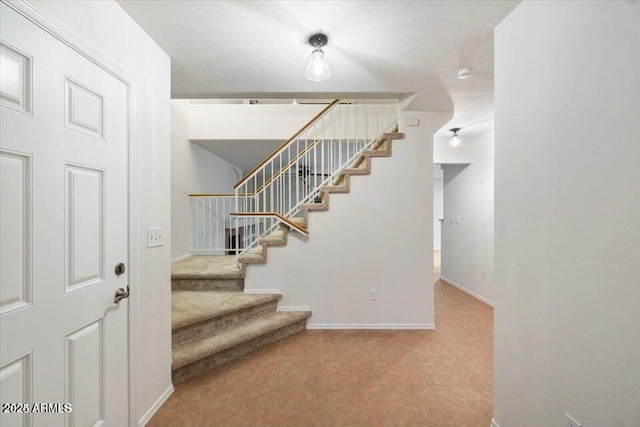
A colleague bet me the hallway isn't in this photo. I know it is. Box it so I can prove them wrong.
[149,276,493,426]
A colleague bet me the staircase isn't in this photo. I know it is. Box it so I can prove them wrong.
[237,130,405,268]
[173,99,402,384]
[171,256,310,384]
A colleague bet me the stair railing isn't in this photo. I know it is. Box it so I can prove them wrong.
[189,99,398,256]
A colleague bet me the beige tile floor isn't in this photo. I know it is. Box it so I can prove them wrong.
[150,254,493,427]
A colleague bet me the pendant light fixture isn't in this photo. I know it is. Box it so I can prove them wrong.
[449,128,462,148]
[305,33,330,81]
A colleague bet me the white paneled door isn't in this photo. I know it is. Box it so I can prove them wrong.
[1,4,129,427]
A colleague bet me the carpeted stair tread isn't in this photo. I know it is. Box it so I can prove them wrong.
[171,290,281,330]
[301,201,328,212]
[259,229,287,246]
[288,217,308,228]
[238,253,266,264]
[172,255,241,279]
[322,182,349,193]
[172,311,311,370]
[238,246,266,264]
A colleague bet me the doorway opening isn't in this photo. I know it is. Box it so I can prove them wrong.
[433,164,443,280]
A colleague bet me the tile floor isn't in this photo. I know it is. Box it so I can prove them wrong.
[150,256,494,427]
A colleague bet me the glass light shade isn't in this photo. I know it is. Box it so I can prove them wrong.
[450,134,461,148]
[305,49,330,81]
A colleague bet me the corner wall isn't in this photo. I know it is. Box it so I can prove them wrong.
[494,1,640,426]
[244,111,450,328]
[171,100,240,260]
[433,170,443,251]
[440,131,494,304]
[31,0,173,424]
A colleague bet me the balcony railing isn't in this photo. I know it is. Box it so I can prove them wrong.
[190,99,398,256]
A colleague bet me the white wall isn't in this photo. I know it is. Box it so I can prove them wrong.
[189,104,323,140]
[171,100,240,260]
[494,2,640,426]
[440,131,494,304]
[31,0,173,424]
[244,111,451,328]
[189,103,397,141]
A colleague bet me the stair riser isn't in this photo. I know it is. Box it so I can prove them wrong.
[172,278,244,291]
[365,150,391,158]
[260,240,286,247]
[172,319,307,384]
[172,301,279,346]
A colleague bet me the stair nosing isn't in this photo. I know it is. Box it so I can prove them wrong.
[172,311,311,370]
[171,272,243,280]
[171,292,282,330]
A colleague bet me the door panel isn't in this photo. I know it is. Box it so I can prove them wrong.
[0,352,32,427]
[65,164,104,292]
[0,150,31,315]
[65,319,104,427]
[0,4,129,426]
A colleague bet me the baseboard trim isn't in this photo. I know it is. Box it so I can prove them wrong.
[278,305,311,312]
[138,384,173,426]
[243,288,281,295]
[171,253,191,264]
[307,323,435,330]
[440,276,494,307]
[491,418,500,427]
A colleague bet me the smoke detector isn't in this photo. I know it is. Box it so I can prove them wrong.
[458,68,473,80]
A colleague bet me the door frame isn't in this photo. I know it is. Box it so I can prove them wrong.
[2,1,140,425]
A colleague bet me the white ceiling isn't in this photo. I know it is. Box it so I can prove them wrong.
[118,0,519,138]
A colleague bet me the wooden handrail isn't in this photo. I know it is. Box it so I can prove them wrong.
[233,99,340,189]
[230,212,309,235]
[189,193,255,197]
[253,138,321,194]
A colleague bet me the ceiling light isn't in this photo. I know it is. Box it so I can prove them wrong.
[449,128,462,148]
[458,68,472,79]
[305,33,330,81]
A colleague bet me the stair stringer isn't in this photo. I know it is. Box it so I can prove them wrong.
[238,132,405,273]
[239,123,435,328]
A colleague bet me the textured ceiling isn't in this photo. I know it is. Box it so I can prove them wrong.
[118,0,519,137]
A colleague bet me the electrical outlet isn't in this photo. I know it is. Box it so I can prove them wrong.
[406,117,420,127]
[147,227,164,248]
[370,289,377,301]
[450,217,454,224]
[455,217,460,224]
[565,414,582,427]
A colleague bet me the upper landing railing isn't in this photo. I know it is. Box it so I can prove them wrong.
[190,99,399,256]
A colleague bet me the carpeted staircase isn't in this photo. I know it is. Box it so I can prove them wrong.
[170,129,404,384]
[170,256,310,384]
[236,131,405,267]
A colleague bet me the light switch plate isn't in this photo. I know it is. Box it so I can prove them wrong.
[147,227,164,248]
